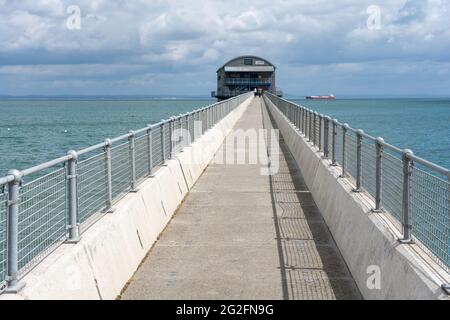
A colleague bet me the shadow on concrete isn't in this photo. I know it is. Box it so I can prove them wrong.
[260,98,361,300]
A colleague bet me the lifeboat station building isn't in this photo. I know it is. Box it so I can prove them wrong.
[213,56,280,100]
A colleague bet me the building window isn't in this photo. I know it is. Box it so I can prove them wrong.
[244,58,252,65]
[218,75,221,80]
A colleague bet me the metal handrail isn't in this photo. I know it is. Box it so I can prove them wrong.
[264,91,450,276]
[0,92,253,293]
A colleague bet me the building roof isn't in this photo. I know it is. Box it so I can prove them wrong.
[224,66,275,72]
[217,55,276,72]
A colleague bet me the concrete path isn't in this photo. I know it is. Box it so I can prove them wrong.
[121,97,361,300]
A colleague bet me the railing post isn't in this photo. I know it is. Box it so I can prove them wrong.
[341,124,349,177]
[323,116,330,159]
[177,115,183,153]
[443,175,450,294]
[161,122,166,163]
[129,131,138,192]
[202,109,208,135]
[104,139,114,212]
[331,119,338,166]
[307,110,310,140]
[300,107,303,134]
[296,107,300,130]
[313,112,317,145]
[318,114,323,151]
[300,107,304,133]
[146,126,153,176]
[400,149,414,243]
[66,150,80,243]
[169,118,174,159]
[309,110,313,141]
[354,129,364,192]
[5,170,25,293]
[373,137,384,212]
[185,114,190,148]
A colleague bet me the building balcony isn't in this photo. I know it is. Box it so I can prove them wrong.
[224,78,272,86]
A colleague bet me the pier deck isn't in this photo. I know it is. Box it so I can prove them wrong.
[121,98,361,300]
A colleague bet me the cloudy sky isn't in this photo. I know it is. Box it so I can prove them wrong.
[0,0,449,97]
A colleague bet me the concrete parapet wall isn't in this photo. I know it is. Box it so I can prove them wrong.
[1,96,252,300]
[265,98,449,300]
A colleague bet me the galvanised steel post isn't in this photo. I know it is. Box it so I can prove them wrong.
[208,107,211,129]
[177,115,183,152]
[169,118,174,159]
[304,108,307,134]
[331,119,338,165]
[341,124,349,177]
[129,131,137,191]
[323,116,330,159]
[355,129,364,192]
[444,175,450,294]
[400,149,414,243]
[300,107,304,133]
[185,114,190,148]
[66,150,80,243]
[373,138,384,212]
[318,114,323,151]
[313,112,317,145]
[104,139,114,211]
[146,127,153,176]
[309,110,313,141]
[296,107,300,129]
[161,123,166,162]
[5,169,25,293]
[305,110,309,139]
[195,111,199,140]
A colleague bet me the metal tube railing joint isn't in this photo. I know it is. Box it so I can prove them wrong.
[372,137,384,213]
[128,130,138,192]
[331,119,338,166]
[5,169,26,293]
[340,123,349,177]
[103,139,115,213]
[399,149,414,244]
[353,129,364,192]
[66,150,80,243]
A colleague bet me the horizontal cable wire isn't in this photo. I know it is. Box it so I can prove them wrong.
[411,165,449,271]
[381,151,403,222]
[111,142,131,199]
[265,92,449,270]
[0,93,254,282]
[78,153,107,224]
[18,167,67,276]
[361,139,377,198]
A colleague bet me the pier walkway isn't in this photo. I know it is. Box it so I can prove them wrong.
[121,98,361,300]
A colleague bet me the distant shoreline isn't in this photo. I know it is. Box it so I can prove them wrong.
[1,96,450,101]
[1,93,450,100]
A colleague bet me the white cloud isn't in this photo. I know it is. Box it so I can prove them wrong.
[0,0,449,95]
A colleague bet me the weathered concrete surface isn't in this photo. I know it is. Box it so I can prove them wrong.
[121,98,361,300]
[264,96,450,300]
[0,96,252,300]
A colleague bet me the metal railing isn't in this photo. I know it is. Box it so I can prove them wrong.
[264,92,450,275]
[225,78,272,86]
[0,92,252,293]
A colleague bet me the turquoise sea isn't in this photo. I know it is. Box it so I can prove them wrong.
[292,98,450,170]
[0,98,449,177]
